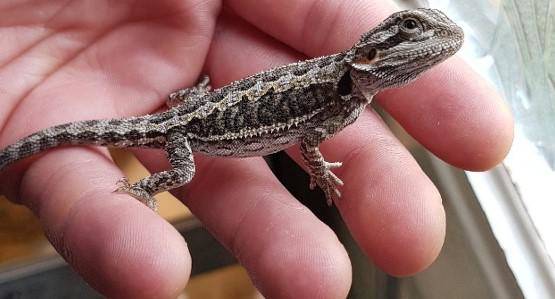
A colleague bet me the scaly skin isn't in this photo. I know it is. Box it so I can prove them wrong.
[0,8,464,210]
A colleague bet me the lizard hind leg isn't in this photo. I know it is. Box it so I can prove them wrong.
[115,132,195,211]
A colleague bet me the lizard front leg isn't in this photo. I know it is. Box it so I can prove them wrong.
[167,75,212,108]
[115,132,195,211]
[300,135,344,206]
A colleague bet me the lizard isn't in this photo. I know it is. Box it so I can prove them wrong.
[0,8,464,211]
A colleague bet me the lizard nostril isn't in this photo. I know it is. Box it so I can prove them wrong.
[367,49,378,61]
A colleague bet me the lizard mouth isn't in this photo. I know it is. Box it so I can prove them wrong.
[391,29,464,61]
[424,38,463,60]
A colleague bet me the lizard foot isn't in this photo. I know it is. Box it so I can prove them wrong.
[309,161,344,206]
[115,177,159,211]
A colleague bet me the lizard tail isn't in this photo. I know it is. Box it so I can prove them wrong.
[0,117,167,171]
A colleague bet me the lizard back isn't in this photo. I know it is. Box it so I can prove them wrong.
[168,53,361,157]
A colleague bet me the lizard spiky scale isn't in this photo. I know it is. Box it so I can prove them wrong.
[0,9,464,210]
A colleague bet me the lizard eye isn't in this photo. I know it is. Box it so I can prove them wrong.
[399,17,422,33]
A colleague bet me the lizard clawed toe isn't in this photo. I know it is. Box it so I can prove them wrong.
[313,173,342,206]
[115,177,131,192]
[308,161,344,206]
[114,177,159,211]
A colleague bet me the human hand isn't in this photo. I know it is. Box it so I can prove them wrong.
[0,1,513,298]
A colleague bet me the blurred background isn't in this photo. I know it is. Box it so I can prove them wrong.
[1,0,553,298]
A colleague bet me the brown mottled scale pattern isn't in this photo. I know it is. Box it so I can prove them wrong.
[0,9,464,210]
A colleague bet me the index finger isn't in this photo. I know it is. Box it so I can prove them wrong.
[226,0,514,170]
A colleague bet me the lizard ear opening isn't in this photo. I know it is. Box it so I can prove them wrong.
[337,71,352,96]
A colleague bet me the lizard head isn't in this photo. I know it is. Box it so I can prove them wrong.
[346,8,464,93]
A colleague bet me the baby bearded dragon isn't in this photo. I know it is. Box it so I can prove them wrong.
[0,9,463,210]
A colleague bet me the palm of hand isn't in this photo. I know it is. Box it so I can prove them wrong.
[1,0,212,135]
[0,1,513,298]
